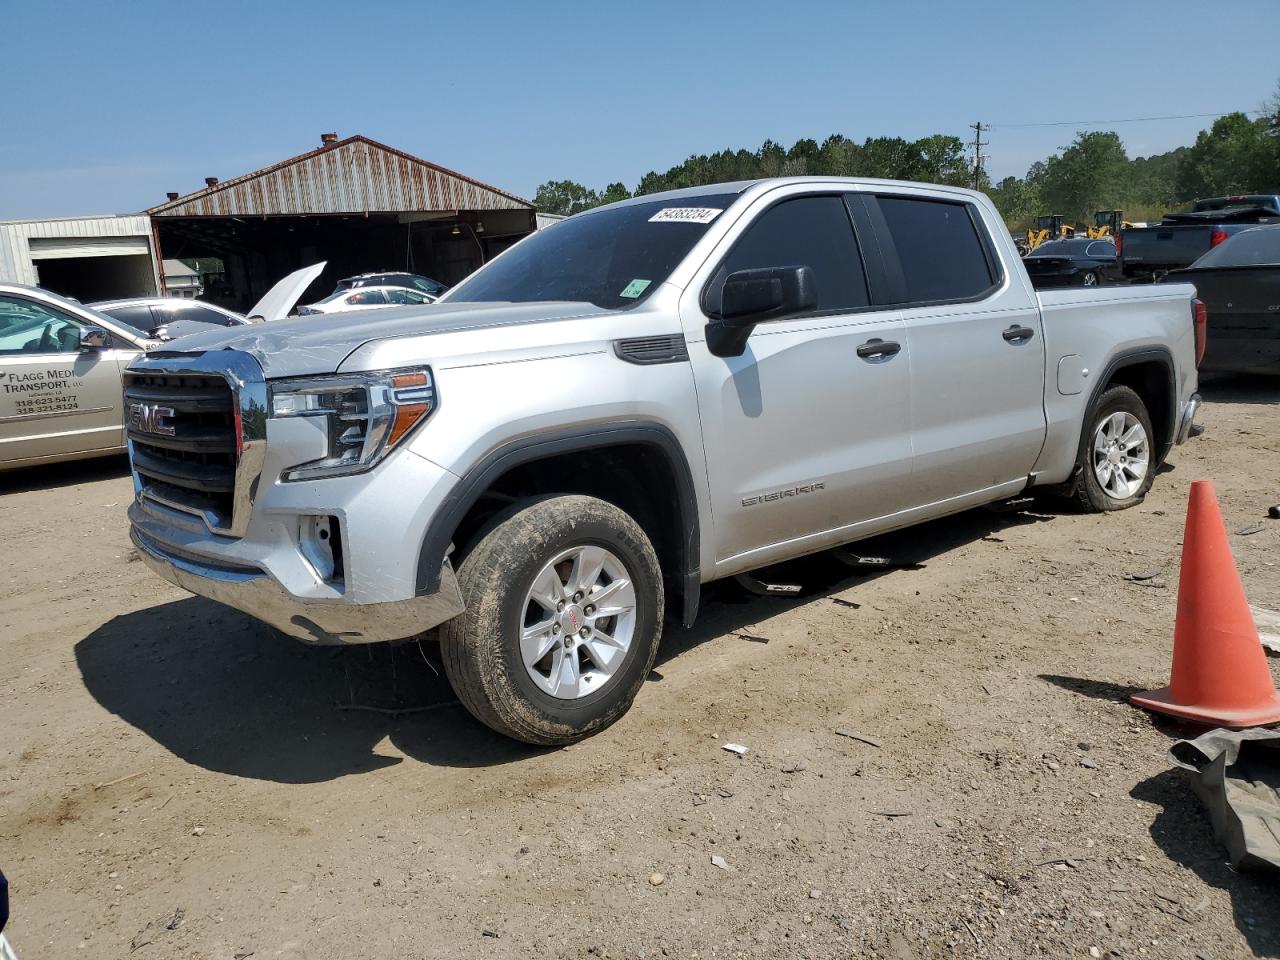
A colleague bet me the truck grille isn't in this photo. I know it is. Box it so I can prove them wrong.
[124,372,238,524]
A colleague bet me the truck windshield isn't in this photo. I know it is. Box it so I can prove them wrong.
[445,193,739,308]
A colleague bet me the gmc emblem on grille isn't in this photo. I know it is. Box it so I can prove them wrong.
[128,402,176,437]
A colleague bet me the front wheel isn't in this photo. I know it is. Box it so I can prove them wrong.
[440,495,664,745]
[1073,384,1155,512]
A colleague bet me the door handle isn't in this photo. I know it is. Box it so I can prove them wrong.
[1002,324,1036,344]
[856,338,901,362]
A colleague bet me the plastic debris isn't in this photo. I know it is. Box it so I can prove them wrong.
[1170,727,1280,871]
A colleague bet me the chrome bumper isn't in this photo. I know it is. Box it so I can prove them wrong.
[131,528,465,645]
[1175,393,1202,445]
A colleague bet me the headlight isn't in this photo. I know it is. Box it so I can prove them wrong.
[270,367,435,481]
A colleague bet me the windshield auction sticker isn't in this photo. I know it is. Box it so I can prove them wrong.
[619,279,652,299]
[648,207,723,224]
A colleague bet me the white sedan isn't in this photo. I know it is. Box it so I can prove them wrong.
[297,285,436,316]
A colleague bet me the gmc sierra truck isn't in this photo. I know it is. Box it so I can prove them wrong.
[125,177,1203,745]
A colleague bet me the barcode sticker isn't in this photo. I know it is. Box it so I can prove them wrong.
[649,207,723,224]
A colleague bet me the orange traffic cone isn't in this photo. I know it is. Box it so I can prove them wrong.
[1130,480,1280,728]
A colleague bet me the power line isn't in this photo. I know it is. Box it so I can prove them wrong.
[990,110,1264,129]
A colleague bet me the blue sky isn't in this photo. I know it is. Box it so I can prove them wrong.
[2,0,1276,219]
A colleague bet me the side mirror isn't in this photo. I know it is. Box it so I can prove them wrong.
[706,266,817,357]
[78,326,110,351]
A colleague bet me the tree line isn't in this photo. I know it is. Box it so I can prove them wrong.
[534,89,1279,231]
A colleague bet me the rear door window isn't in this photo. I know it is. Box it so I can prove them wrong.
[715,195,869,312]
[874,196,997,304]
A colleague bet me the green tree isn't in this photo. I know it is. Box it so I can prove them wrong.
[816,134,862,177]
[1037,132,1130,222]
[860,137,918,179]
[911,134,973,187]
[533,180,600,215]
[1174,112,1276,198]
[598,182,631,206]
[989,175,1041,228]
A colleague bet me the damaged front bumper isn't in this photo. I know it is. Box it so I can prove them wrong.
[132,526,464,644]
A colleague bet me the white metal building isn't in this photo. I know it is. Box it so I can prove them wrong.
[161,258,202,298]
[0,214,160,301]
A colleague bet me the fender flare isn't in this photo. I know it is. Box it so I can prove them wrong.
[415,421,702,627]
[1082,346,1177,463]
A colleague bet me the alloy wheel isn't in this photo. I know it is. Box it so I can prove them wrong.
[519,545,637,699]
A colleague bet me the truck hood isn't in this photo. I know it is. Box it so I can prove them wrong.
[247,262,326,323]
[159,301,610,378]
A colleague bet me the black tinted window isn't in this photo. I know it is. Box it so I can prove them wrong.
[100,304,158,333]
[1191,227,1280,268]
[1033,239,1090,256]
[877,197,996,303]
[166,305,239,327]
[720,196,868,311]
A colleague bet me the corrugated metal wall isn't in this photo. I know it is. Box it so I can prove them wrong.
[0,215,156,285]
[151,137,534,218]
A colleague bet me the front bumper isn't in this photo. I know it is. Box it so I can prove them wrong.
[132,526,464,644]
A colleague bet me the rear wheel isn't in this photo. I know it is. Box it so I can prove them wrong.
[1073,384,1154,512]
[440,495,664,745]
[1081,270,1100,287]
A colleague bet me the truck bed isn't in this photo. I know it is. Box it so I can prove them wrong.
[1030,282,1199,485]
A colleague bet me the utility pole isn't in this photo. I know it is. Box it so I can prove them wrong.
[969,121,986,191]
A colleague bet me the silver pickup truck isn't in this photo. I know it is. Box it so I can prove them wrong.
[126,177,1203,745]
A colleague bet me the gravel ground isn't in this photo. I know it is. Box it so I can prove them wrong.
[1,375,1278,959]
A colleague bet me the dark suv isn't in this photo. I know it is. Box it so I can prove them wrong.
[334,272,448,298]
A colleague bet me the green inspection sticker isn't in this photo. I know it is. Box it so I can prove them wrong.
[619,279,651,299]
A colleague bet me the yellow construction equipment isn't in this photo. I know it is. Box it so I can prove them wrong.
[1086,210,1132,239]
[1024,215,1074,254]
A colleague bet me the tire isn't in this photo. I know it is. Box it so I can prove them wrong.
[1081,271,1100,287]
[440,495,664,745]
[1072,384,1155,512]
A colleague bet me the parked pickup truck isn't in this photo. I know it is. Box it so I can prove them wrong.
[1119,195,1280,281]
[125,177,1203,745]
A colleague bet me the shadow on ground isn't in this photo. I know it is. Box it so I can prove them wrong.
[76,501,1062,782]
[1131,768,1280,954]
[1198,372,1280,406]
[0,454,131,494]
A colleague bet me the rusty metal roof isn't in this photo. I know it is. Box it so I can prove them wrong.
[148,136,533,217]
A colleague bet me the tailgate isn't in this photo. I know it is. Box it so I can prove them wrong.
[1191,268,1280,335]
[1123,225,1212,270]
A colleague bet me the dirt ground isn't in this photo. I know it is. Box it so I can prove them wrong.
[2,375,1278,960]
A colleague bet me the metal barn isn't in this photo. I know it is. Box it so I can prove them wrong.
[147,134,537,311]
